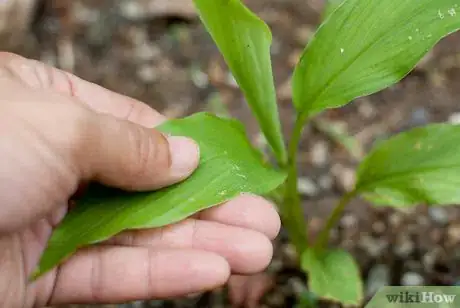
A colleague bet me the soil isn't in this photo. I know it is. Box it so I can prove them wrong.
[3,0,460,307]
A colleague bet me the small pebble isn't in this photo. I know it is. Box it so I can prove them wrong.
[73,2,100,24]
[191,67,209,89]
[340,214,358,229]
[281,243,299,267]
[277,79,292,100]
[268,258,283,272]
[358,234,389,258]
[366,264,390,296]
[294,26,314,45]
[389,212,404,227]
[372,221,386,234]
[137,65,158,83]
[358,100,376,119]
[448,112,460,125]
[226,73,238,87]
[288,277,307,296]
[297,177,319,197]
[422,249,440,271]
[310,141,329,167]
[447,224,460,244]
[428,207,449,225]
[119,1,144,19]
[394,235,415,258]
[401,272,425,286]
[135,44,161,62]
[288,50,302,67]
[332,164,356,192]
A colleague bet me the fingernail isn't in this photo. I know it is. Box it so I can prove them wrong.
[168,136,200,178]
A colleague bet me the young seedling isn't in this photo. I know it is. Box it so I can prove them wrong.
[34,0,460,306]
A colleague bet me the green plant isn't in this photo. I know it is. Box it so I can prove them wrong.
[33,0,460,306]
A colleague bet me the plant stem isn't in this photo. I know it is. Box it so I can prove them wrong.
[314,190,356,250]
[282,115,309,253]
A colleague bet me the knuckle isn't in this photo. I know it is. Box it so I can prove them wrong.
[127,125,169,180]
[0,54,47,88]
[0,52,73,93]
[123,100,153,124]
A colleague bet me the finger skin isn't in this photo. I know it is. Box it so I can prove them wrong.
[0,52,280,308]
[107,218,273,274]
[199,194,281,240]
[43,247,230,305]
[0,53,200,189]
[0,54,199,232]
[228,275,249,307]
[79,112,200,190]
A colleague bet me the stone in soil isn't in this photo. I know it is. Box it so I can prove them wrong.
[394,234,415,258]
[366,264,390,297]
[281,243,300,268]
[297,177,319,197]
[401,272,425,286]
[447,224,460,245]
[331,164,356,193]
[448,112,460,124]
[428,207,449,225]
[310,140,329,167]
[358,234,389,258]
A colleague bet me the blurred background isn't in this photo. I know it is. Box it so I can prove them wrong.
[2,0,460,307]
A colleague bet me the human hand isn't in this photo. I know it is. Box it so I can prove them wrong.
[0,52,281,307]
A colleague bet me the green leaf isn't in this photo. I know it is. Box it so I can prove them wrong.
[193,0,287,164]
[356,124,460,207]
[33,112,286,279]
[292,0,460,117]
[301,248,363,306]
[321,0,344,22]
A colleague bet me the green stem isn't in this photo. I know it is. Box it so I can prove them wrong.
[314,191,356,250]
[281,115,309,253]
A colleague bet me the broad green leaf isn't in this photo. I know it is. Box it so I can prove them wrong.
[321,0,344,22]
[301,248,363,306]
[33,113,286,279]
[356,124,460,207]
[292,0,460,117]
[193,0,287,164]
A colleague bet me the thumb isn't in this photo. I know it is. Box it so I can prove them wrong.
[79,112,200,191]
